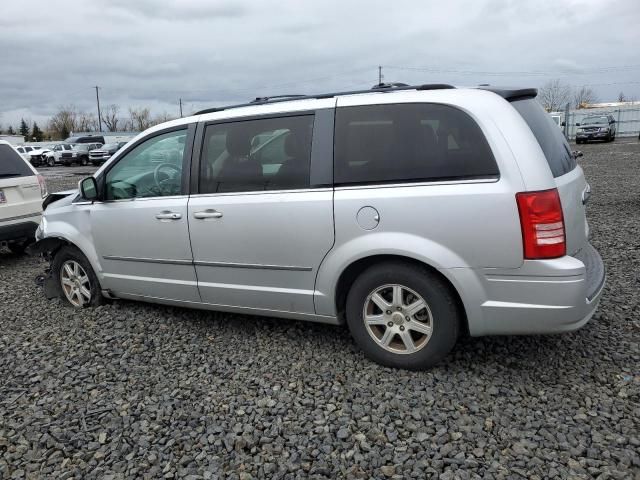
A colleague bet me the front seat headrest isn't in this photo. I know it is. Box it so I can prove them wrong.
[226,127,251,157]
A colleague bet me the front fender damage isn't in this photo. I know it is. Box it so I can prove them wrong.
[27,237,68,299]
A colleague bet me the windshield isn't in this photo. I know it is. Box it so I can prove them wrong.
[101,144,118,150]
[582,116,608,125]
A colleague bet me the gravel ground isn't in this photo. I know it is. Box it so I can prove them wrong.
[1,141,639,479]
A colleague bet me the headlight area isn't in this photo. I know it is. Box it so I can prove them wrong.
[35,217,47,240]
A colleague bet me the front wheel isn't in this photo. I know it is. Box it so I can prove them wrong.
[81,156,88,166]
[47,156,55,167]
[52,246,103,307]
[345,261,460,370]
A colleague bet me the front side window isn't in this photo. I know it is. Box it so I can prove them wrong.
[334,103,498,185]
[105,129,187,200]
[199,115,314,194]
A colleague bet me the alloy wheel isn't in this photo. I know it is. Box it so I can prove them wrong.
[60,260,91,307]
[362,284,433,354]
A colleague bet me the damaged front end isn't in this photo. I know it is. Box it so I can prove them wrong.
[27,237,68,299]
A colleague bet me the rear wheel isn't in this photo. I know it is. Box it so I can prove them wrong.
[345,261,460,370]
[47,156,55,167]
[52,246,103,307]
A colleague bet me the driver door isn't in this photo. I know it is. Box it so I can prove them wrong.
[90,125,200,302]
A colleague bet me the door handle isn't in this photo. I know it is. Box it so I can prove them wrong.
[193,209,223,219]
[155,211,182,220]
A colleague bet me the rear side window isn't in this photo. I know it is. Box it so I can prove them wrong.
[199,115,314,193]
[0,144,33,177]
[511,99,576,178]
[334,103,498,185]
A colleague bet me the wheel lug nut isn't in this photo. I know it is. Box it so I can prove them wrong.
[405,316,410,321]
[396,307,401,311]
[386,310,391,315]
[399,326,405,331]
[387,322,393,327]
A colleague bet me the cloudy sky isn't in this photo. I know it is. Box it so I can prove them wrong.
[1,0,638,129]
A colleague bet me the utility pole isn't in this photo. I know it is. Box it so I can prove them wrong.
[94,86,102,132]
[179,98,183,118]
[378,66,383,85]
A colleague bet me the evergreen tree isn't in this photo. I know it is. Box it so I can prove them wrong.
[19,119,30,138]
[32,122,44,142]
[7,126,16,135]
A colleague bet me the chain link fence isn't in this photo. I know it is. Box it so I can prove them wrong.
[561,106,640,140]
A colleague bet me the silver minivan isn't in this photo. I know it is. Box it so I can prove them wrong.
[30,84,605,370]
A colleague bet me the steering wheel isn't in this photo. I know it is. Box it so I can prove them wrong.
[153,163,181,193]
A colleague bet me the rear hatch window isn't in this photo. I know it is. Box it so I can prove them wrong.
[0,144,33,178]
[511,99,576,177]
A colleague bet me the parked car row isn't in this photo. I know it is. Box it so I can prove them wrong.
[15,136,129,167]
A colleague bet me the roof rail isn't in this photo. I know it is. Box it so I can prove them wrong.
[195,83,456,115]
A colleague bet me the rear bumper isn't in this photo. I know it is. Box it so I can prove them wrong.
[0,216,40,242]
[458,242,605,336]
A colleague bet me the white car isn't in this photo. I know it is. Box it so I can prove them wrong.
[15,145,36,161]
[43,144,74,167]
[0,140,47,253]
[26,145,55,167]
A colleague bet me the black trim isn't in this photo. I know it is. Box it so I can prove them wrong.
[195,84,456,115]
[0,220,38,242]
[333,174,500,188]
[478,86,538,101]
[309,108,334,188]
[190,121,205,195]
[96,123,195,200]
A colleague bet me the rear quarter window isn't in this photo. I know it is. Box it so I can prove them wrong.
[334,103,499,185]
[511,99,576,178]
[0,144,33,177]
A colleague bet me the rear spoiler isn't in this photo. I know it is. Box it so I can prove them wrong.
[478,87,538,102]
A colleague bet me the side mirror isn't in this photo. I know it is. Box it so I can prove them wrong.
[575,123,581,126]
[79,177,99,201]
[611,119,616,123]
[561,121,566,127]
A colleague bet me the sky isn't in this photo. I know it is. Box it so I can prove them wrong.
[1,0,639,129]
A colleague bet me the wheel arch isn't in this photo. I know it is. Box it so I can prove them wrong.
[332,254,469,335]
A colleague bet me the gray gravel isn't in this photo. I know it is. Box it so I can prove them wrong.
[1,141,640,479]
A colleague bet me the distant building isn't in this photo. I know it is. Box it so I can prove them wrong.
[0,134,25,145]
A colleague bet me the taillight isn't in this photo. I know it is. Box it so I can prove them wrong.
[37,174,48,198]
[516,188,565,259]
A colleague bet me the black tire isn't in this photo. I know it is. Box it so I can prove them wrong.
[52,245,103,308]
[576,139,582,145]
[47,156,55,167]
[345,261,460,370]
[81,156,88,166]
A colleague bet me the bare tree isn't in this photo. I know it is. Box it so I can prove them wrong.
[77,111,98,132]
[101,104,122,132]
[152,112,175,126]
[573,86,598,109]
[617,91,626,102]
[48,106,78,140]
[538,79,572,112]
[128,107,152,131]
